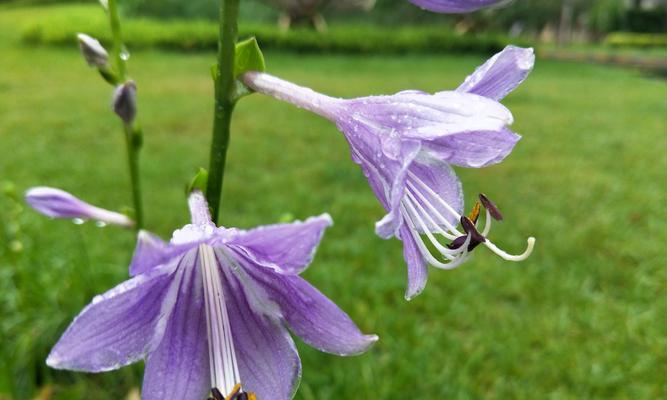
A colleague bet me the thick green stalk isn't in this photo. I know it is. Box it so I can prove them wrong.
[124,124,144,229]
[206,0,240,223]
[107,0,144,229]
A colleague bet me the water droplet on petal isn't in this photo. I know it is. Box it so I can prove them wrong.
[72,218,85,225]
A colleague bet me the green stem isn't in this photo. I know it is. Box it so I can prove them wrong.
[206,0,240,224]
[107,0,144,229]
[124,124,144,229]
[107,0,126,80]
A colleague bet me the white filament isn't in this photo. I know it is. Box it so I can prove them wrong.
[199,244,241,396]
[401,172,535,266]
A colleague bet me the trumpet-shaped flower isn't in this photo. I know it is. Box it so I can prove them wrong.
[47,191,377,400]
[25,186,133,227]
[243,45,535,299]
[408,0,504,13]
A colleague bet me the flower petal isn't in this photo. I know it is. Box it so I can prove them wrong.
[222,268,301,400]
[230,214,333,275]
[399,225,428,300]
[421,128,521,168]
[408,0,504,13]
[25,186,133,227]
[339,117,422,239]
[346,92,513,141]
[239,255,378,356]
[46,262,180,372]
[129,230,169,276]
[141,256,209,400]
[456,45,535,101]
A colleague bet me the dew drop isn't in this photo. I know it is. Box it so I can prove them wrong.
[120,47,131,61]
[95,221,107,228]
[72,218,85,225]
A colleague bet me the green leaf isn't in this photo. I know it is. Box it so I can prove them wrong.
[233,37,265,78]
[187,168,209,195]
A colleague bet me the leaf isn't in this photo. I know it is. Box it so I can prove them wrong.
[187,168,209,195]
[233,37,266,78]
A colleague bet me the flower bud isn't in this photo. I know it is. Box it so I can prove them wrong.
[25,186,133,227]
[77,33,109,68]
[113,81,137,124]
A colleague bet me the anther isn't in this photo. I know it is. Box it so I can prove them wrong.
[468,201,481,224]
[210,387,224,400]
[461,216,486,244]
[479,193,503,221]
[447,234,483,251]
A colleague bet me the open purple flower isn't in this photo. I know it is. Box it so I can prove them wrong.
[47,191,377,400]
[408,0,504,13]
[243,45,535,299]
[25,186,133,227]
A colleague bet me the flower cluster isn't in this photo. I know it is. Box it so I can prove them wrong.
[25,1,537,399]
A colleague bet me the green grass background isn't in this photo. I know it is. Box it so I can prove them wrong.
[1,5,667,400]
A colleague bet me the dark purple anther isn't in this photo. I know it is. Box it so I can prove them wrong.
[211,388,225,400]
[479,193,504,221]
[447,235,483,251]
[461,216,486,244]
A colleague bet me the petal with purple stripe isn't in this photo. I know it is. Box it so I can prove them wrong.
[46,262,180,372]
[239,256,378,356]
[141,254,210,400]
[231,214,333,275]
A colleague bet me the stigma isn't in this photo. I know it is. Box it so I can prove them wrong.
[400,171,535,269]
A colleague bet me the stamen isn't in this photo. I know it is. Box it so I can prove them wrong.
[483,237,536,262]
[404,189,459,240]
[460,216,486,244]
[209,384,257,400]
[481,209,492,236]
[400,202,460,260]
[210,388,224,400]
[199,244,242,397]
[401,211,471,270]
[447,234,483,251]
[400,175,535,265]
[407,171,463,222]
[468,201,481,224]
[479,193,503,221]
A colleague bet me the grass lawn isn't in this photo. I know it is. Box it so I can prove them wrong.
[1,5,667,400]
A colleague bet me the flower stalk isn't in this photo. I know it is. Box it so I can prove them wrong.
[107,0,144,229]
[107,0,126,80]
[206,0,241,224]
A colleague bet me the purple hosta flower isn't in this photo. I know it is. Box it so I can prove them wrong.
[243,45,535,300]
[25,186,133,227]
[47,191,377,400]
[409,0,504,13]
